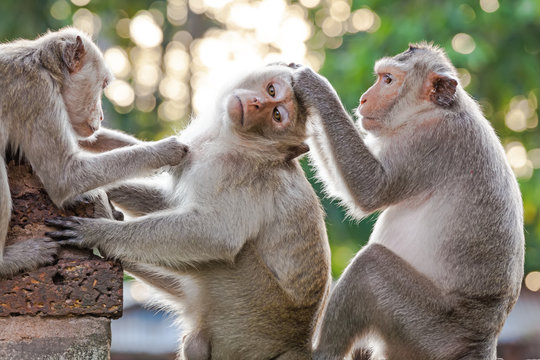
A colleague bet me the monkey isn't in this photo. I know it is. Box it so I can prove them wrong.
[291,44,524,360]
[46,64,332,360]
[0,27,188,279]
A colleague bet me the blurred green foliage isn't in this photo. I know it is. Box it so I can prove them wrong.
[1,0,539,278]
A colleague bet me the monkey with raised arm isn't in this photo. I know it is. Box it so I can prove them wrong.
[0,28,188,278]
[46,64,332,360]
[292,44,524,359]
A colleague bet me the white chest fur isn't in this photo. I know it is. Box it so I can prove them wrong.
[369,194,450,285]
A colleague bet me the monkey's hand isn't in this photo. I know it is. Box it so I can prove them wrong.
[151,136,189,167]
[292,67,344,115]
[45,217,98,249]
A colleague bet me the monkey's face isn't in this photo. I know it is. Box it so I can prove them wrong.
[357,64,406,131]
[61,35,112,139]
[225,68,299,139]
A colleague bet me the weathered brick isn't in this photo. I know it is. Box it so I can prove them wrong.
[0,160,123,318]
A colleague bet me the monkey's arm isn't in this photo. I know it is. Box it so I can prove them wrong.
[106,177,174,216]
[79,127,142,153]
[306,123,363,213]
[46,199,258,266]
[25,130,187,207]
[294,68,388,213]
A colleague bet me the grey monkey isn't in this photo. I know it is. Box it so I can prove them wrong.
[46,64,332,360]
[0,27,188,278]
[292,44,524,359]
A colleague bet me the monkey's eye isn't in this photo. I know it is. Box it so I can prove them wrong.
[273,108,281,122]
[267,84,276,97]
[382,74,393,84]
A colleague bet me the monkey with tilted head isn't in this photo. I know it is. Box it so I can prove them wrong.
[292,44,524,360]
[47,64,332,360]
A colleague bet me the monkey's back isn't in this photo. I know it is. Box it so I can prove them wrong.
[0,37,65,155]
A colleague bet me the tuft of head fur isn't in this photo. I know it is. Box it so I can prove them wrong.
[375,42,457,80]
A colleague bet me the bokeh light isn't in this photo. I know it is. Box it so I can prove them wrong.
[329,0,350,22]
[299,0,320,8]
[350,8,376,32]
[506,95,538,132]
[105,80,135,108]
[480,0,499,13]
[452,33,476,54]
[456,68,471,88]
[525,271,540,292]
[104,47,131,79]
[50,0,71,20]
[130,12,163,48]
[72,8,101,36]
[71,0,91,6]
[506,141,534,179]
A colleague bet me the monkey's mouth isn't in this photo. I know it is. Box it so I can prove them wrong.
[74,122,99,138]
[361,117,382,131]
[233,95,244,127]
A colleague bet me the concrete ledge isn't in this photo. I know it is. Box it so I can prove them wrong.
[0,316,111,360]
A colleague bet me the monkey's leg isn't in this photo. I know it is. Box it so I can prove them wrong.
[314,243,464,360]
[0,159,60,279]
[107,181,172,216]
[0,157,10,255]
[0,238,59,279]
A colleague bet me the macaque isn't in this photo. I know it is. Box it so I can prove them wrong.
[0,28,188,278]
[46,64,332,360]
[292,44,524,359]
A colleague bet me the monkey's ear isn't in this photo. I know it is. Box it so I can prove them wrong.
[287,62,302,69]
[425,72,458,107]
[285,143,310,162]
[63,35,86,73]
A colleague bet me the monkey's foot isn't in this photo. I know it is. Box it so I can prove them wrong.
[0,238,59,278]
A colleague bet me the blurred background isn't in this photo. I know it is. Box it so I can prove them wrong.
[1,0,539,358]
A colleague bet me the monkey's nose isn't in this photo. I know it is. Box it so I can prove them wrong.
[360,97,367,105]
[248,97,261,109]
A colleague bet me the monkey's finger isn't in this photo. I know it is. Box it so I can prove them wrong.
[45,230,79,240]
[45,218,79,229]
[63,216,84,224]
[56,239,85,248]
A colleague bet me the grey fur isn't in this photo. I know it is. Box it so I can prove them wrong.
[46,65,332,360]
[293,44,524,360]
[0,28,188,278]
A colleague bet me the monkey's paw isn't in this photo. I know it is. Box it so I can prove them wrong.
[292,67,337,108]
[0,238,60,277]
[45,217,93,249]
[155,136,190,167]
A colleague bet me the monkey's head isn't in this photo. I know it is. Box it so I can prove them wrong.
[223,65,309,162]
[357,42,460,132]
[44,28,113,139]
